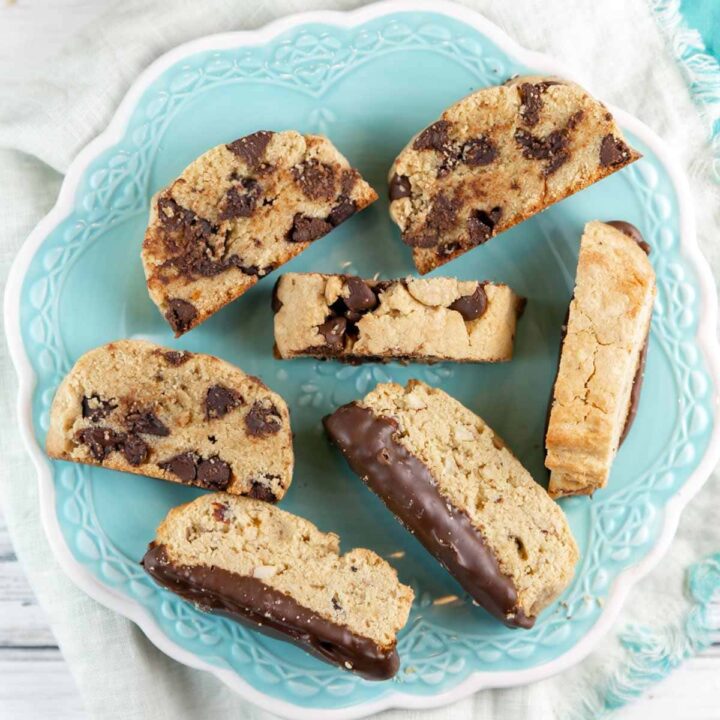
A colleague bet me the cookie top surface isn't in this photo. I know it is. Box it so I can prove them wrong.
[45,339,294,500]
[142,130,377,335]
[388,76,641,273]
[150,493,414,650]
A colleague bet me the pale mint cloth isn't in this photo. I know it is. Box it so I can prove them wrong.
[1,1,719,719]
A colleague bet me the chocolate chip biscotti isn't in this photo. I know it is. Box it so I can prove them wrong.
[273,273,524,362]
[546,221,656,498]
[388,76,641,274]
[324,380,578,628]
[142,130,378,335]
[46,340,293,500]
[142,493,413,679]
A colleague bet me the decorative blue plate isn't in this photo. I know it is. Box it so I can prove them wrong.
[5,2,720,718]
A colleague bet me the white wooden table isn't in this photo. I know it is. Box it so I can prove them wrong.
[1,2,719,718]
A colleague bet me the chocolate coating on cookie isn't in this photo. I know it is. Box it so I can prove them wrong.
[605,220,650,254]
[324,403,533,629]
[142,544,400,680]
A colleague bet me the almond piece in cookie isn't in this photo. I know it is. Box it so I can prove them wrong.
[388,76,641,273]
[142,493,413,679]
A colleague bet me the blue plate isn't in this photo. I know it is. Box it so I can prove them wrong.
[6,2,720,717]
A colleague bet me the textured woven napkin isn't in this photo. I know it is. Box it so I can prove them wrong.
[1,1,719,718]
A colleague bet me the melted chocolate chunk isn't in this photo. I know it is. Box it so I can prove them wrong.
[344,277,377,313]
[599,134,632,167]
[122,435,149,466]
[162,350,191,366]
[81,394,117,423]
[157,197,216,250]
[165,298,198,334]
[248,479,278,503]
[226,131,274,168]
[340,168,359,196]
[515,128,569,175]
[196,457,231,490]
[461,136,497,166]
[405,194,458,248]
[205,385,243,420]
[518,83,543,126]
[158,452,197,482]
[327,196,356,227]
[271,278,283,313]
[323,404,533,628]
[76,427,124,461]
[220,179,261,220]
[413,120,452,152]
[245,401,282,437]
[467,207,502,245]
[126,410,170,437]
[141,544,399,679]
[212,502,231,523]
[288,214,332,243]
[605,220,651,254]
[292,159,336,201]
[449,284,488,320]
[317,316,347,350]
[388,174,411,200]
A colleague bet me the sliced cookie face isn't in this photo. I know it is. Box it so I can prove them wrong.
[143,131,378,335]
[273,273,524,362]
[45,340,293,500]
[141,493,414,679]
[545,221,656,498]
[388,76,641,274]
[325,380,578,628]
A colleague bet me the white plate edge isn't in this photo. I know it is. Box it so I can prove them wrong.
[3,1,720,718]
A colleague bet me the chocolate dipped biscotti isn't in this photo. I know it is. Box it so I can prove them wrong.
[545,221,656,498]
[388,75,641,274]
[324,380,578,628]
[142,130,378,335]
[142,493,414,679]
[46,340,293,501]
[273,273,524,363]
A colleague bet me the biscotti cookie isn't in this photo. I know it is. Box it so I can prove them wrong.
[142,493,413,679]
[143,130,378,335]
[324,380,578,628]
[46,340,293,500]
[388,76,641,274]
[545,221,656,498]
[273,273,524,362]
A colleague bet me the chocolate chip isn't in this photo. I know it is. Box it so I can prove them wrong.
[600,134,632,167]
[514,128,570,175]
[567,110,584,130]
[126,410,169,437]
[331,595,342,611]
[449,284,488,320]
[81,394,117,423]
[287,214,332,243]
[162,351,190,366]
[226,131,274,168]
[389,174,411,200]
[77,427,123,461]
[292,159,336,201]
[340,168,360,196]
[165,299,198,334]
[327,196,356,227]
[404,193,458,248]
[461,137,497,166]
[518,83,543,126]
[344,277,377,313]
[467,207,502,245]
[606,220,650,254]
[157,197,216,248]
[271,278,283,312]
[196,456,231,490]
[318,316,347,349]
[212,502,231,523]
[220,179,261,219]
[248,480,278,503]
[245,401,282,437]
[122,435,149,466]
[413,120,452,152]
[205,385,242,420]
[158,452,197,482]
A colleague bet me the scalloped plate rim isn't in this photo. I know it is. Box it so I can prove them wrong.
[4,1,720,718]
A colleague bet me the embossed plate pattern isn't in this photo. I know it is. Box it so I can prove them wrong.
[5,2,720,718]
